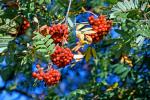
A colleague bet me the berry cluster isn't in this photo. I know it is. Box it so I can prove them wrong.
[86,15,112,42]
[32,64,61,86]
[49,24,69,44]
[18,18,30,35]
[22,18,30,30]
[51,46,74,67]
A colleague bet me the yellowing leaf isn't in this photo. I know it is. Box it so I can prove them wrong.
[120,55,133,67]
[76,32,84,41]
[91,48,96,58]
[112,82,119,88]
[81,28,93,32]
[72,43,82,51]
[106,82,118,92]
[76,24,85,30]
[83,31,96,34]
[85,35,92,44]
[85,47,91,62]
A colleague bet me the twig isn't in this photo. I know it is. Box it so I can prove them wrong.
[59,18,65,24]
[84,11,98,18]
[65,0,72,24]
[11,15,20,22]
[47,62,52,70]
[0,86,37,99]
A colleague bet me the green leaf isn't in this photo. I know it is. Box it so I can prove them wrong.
[0,36,14,47]
[39,0,44,4]
[37,49,47,52]
[111,6,122,12]
[0,67,14,81]
[120,70,130,79]
[33,32,39,35]
[33,32,55,54]
[68,17,74,28]
[5,18,11,24]
[44,35,51,42]
[110,0,140,19]
[85,47,91,62]
[91,47,96,58]
[134,0,139,8]
[33,34,43,40]
[47,44,55,51]
[129,0,135,9]
[114,66,128,75]
[117,2,127,12]
[36,45,47,49]
[21,56,27,65]
[136,25,150,38]
[124,0,131,10]
[125,0,132,10]
[141,2,148,11]
[136,79,143,84]
[30,2,35,11]
[136,36,145,46]
[71,89,88,95]
[35,41,45,45]
[45,0,51,4]
[45,39,53,47]
[0,47,7,53]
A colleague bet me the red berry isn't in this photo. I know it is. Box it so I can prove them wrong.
[86,15,112,43]
[48,24,69,44]
[32,72,37,78]
[36,64,40,69]
[51,46,74,67]
[32,66,61,86]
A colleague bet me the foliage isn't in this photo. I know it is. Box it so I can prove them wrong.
[33,32,55,56]
[0,0,150,100]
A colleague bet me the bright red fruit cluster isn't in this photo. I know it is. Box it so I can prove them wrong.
[49,24,69,44]
[32,64,61,86]
[51,46,74,67]
[18,18,30,35]
[22,18,30,30]
[86,15,112,42]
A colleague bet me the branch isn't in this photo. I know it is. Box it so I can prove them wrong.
[12,89,38,99]
[65,0,72,24]
[0,86,38,100]
[84,11,98,18]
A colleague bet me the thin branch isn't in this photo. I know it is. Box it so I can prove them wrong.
[12,89,37,99]
[65,0,72,24]
[59,18,65,24]
[84,11,98,18]
[11,15,20,22]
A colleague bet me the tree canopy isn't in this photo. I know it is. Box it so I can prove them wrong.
[0,0,150,99]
